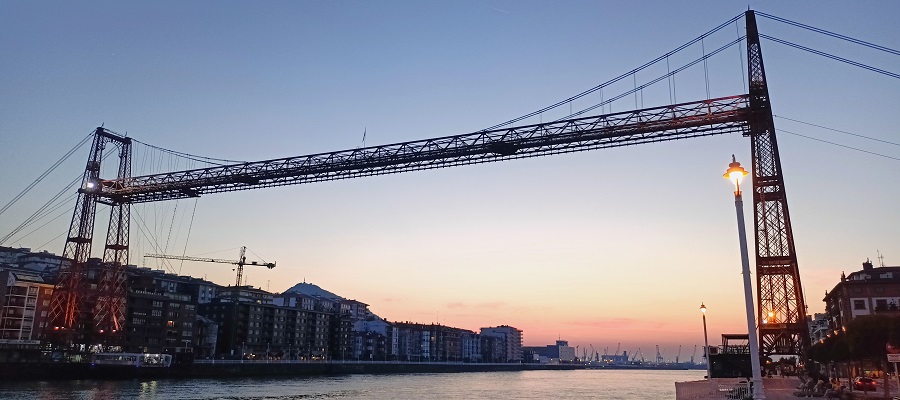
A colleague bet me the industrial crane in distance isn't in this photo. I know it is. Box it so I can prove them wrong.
[145,246,275,287]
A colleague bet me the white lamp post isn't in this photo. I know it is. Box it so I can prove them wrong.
[701,303,712,380]
[724,155,765,400]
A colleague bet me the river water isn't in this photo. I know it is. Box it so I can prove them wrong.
[0,369,705,399]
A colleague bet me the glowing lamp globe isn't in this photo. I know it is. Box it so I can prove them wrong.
[723,155,749,190]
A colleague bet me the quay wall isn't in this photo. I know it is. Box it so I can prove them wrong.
[0,361,584,381]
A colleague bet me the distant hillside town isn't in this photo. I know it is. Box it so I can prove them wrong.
[0,246,525,364]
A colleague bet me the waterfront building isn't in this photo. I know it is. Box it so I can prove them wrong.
[202,285,280,358]
[272,290,343,360]
[125,266,205,361]
[523,340,576,364]
[353,316,394,360]
[195,315,219,359]
[822,259,900,332]
[480,325,523,362]
[390,322,478,362]
[461,329,482,362]
[0,269,54,348]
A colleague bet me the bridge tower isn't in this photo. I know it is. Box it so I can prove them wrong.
[45,127,131,352]
[745,10,810,356]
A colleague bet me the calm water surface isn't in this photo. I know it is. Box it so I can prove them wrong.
[0,369,705,399]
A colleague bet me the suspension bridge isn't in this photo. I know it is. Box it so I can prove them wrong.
[2,10,898,360]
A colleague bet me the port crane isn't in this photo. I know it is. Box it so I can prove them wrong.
[145,246,275,287]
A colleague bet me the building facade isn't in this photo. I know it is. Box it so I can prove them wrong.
[823,260,900,333]
[480,325,523,362]
[125,266,205,361]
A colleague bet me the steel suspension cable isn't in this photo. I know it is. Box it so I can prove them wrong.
[774,115,900,147]
[0,176,81,245]
[760,34,900,80]
[132,139,245,166]
[560,37,745,121]
[177,198,199,274]
[0,132,91,218]
[757,12,900,57]
[132,207,177,274]
[481,13,743,131]
[779,129,900,162]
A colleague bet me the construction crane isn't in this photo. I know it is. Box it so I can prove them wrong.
[145,246,275,287]
[676,345,682,364]
[690,345,697,365]
[655,345,664,364]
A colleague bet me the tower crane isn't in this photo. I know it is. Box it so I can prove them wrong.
[145,246,275,287]
[676,345,682,364]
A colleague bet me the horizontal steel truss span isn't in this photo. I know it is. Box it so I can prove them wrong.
[99,96,750,204]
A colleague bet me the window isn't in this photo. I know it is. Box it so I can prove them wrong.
[152,310,162,317]
[132,318,145,325]
[853,300,867,310]
[182,330,192,337]
[876,299,888,310]
[152,301,163,308]
[42,300,50,306]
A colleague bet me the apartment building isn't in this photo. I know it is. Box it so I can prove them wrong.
[823,260,900,332]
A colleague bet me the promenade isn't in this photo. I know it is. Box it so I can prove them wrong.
[676,377,898,400]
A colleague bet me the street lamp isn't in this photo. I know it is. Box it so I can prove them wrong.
[724,155,765,400]
[700,303,712,380]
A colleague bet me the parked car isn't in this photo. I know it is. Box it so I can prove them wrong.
[853,377,876,391]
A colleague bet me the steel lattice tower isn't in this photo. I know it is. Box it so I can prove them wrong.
[45,128,131,351]
[745,10,810,356]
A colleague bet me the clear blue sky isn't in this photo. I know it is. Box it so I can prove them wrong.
[2,1,898,353]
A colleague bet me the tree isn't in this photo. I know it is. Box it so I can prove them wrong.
[809,315,900,363]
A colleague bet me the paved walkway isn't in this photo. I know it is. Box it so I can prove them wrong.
[677,376,898,399]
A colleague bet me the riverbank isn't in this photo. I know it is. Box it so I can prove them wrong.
[0,360,584,381]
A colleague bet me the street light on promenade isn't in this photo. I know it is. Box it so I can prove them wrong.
[724,155,765,400]
[700,303,712,380]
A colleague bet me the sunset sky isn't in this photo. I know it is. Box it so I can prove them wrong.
[2,1,898,358]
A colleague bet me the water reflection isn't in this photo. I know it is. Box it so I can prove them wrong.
[0,369,704,399]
